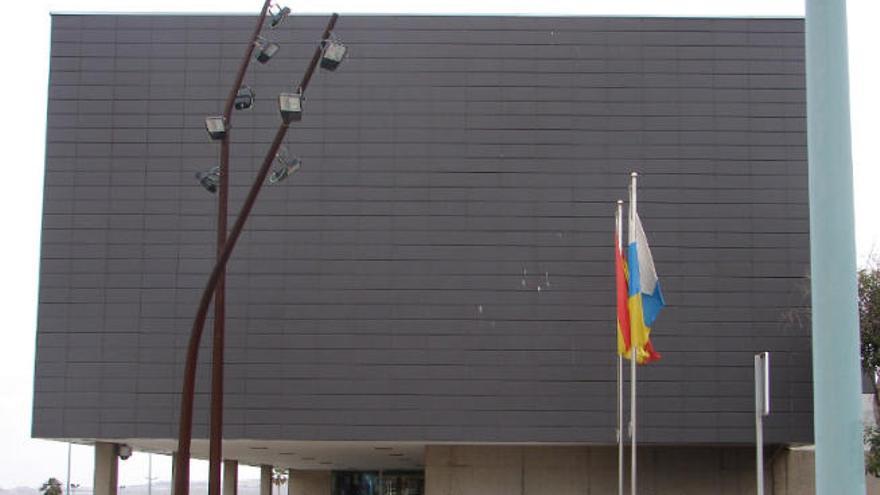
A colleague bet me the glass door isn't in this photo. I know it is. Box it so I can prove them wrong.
[380,471,423,495]
[332,471,423,495]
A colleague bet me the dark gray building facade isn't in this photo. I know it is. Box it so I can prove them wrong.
[35,13,811,494]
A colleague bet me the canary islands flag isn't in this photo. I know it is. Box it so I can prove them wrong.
[627,211,663,364]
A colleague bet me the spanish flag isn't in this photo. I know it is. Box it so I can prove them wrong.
[615,223,632,357]
[626,211,663,364]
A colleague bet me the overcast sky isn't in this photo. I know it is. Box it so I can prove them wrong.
[0,0,877,490]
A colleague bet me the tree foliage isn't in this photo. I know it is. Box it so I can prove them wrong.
[861,263,880,377]
[271,467,288,495]
[860,261,880,477]
[866,426,880,477]
[39,478,62,495]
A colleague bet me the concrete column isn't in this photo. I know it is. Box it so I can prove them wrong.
[771,448,816,495]
[286,469,292,495]
[223,461,238,495]
[170,452,177,495]
[93,443,118,495]
[260,465,272,495]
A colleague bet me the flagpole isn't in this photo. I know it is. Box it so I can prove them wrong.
[616,199,625,495]
[629,172,638,495]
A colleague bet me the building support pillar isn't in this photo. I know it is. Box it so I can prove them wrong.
[805,0,866,493]
[260,465,272,495]
[93,443,118,495]
[171,452,177,494]
[223,461,238,495]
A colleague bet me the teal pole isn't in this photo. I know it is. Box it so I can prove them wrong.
[805,0,865,493]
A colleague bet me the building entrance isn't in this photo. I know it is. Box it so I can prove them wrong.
[331,471,423,495]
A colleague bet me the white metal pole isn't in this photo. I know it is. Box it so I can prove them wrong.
[755,354,765,495]
[148,455,152,495]
[629,172,637,495]
[67,443,72,495]
[616,200,625,495]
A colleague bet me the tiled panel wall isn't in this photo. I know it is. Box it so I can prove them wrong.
[34,15,810,444]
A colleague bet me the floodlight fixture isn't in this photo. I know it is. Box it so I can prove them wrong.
[234,86,256,110]
[196,166,220,193]
[255,37,280,64]
[205,116,227,140]
[278,90,303,123]
[268,5,291,28]
[320,36,347,71]
[269,148,302,184]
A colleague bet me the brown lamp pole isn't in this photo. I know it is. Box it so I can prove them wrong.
[211,4,273,495]
[173,12,340,495]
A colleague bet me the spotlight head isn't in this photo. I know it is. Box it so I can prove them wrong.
[278,90,303,123]
[234,86,255,110]
[269,149,302,184]
[205,116,227,140]
[268,5,291,28]
[196,166,220,193]
[255,38,280,64]
[320,37,347,71]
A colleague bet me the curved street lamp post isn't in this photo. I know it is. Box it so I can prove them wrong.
[173,9,341,495]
